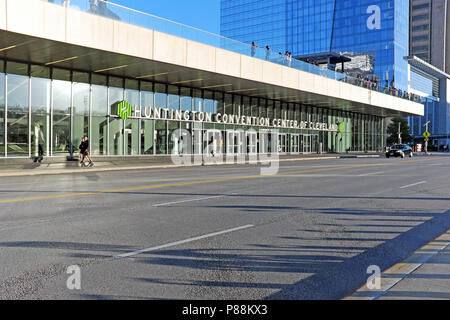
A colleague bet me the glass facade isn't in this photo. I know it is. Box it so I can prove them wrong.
[408,97,449,146]
[407,68,449,147]
[0,62,4,157]
[0,59,385,158]
[221,0,409,91]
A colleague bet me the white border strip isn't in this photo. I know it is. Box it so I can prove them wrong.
[344,230,450,300]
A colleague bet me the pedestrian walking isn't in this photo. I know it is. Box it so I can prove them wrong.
[251,42,257,57]
[89,0,99,13]
[278,52,283,64]
[218,137,223,156]
[79,136,94,167]
[265,45,271,61]
[37,144,44,163]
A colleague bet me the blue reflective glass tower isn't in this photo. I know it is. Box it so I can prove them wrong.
[221,0,409,91]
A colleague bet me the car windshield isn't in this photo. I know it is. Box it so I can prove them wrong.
[390,145,403,150]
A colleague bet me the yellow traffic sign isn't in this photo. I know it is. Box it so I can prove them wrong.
[424,137,429,142]
[423,131,430,138]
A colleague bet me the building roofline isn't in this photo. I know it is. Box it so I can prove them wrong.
[404,55,450,80]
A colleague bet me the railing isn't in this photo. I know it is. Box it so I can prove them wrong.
[42,0,422,103]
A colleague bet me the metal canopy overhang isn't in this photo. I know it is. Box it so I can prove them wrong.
[404,56,450,80]
[295,52,352,65]
[0,29,410,117]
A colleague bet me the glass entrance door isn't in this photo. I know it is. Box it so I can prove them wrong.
[226,130,234,155]
[277,133,287,154]
[290,134,300,154]
[124,119,139,155]
[204,129,222,156]
[303,134,312,154]
[312,134,320,154]
[247,131,257,154]
[193,129,203,155]
[226,130,245,155]
[258,130,272,154]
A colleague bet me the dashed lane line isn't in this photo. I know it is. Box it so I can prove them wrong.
[0,157,444,205]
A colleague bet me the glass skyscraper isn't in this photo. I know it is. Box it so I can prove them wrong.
[221,0,410,91]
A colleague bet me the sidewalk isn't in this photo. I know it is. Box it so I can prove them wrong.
[0,153,382,178]
[344,230,450,300]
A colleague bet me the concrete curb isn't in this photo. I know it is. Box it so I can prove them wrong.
[0,154,381,178]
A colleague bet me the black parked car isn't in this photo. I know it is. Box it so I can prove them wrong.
[386,144,413,158]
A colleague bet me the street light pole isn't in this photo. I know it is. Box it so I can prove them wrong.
[424,121,430,155]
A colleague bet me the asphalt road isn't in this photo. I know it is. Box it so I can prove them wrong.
[0,155,449,300]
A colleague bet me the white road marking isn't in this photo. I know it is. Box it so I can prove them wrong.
[113,224,254,259]
[279,164,351,169]
[359,171,385,176]
[399,181,426,189]
[278,174,356,177]
[152,193,236,207]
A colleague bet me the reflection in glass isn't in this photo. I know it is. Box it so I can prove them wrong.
[180,121,192,155]
[141,119,154,155]
[234,95,242,116]
[52,80,71,156]
[180,88,192,111]
[168,85,179,111]
[215,92,224,115]
[204,91,214,114]
[108,86,124,155]
[0,73,4,156]
[7,61,28,76]
[193,89,202,112]
[251,98,259,118]
[267,100,274,119]
[168,121,180,154]
[274,101,281,119]
[125,89,139,155]
[125,119,139,155]
[141,81,153,102]
[224,94,233,114]
[259,99,267,118]
[73,82,90,153]
[243,97,251,116]
[91,85,107,155]
[31,77,51,157]
[155,120,166,154]
[109,118,123,155]
[155,84,167,109]
[7,74,29,156]
[141,89,154,155]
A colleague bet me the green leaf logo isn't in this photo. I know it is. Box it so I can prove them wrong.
[117,100,133,120]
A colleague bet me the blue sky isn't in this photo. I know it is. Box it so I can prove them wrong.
[109,0,221,34]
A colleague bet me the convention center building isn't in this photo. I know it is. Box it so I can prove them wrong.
[0,0,424,159]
